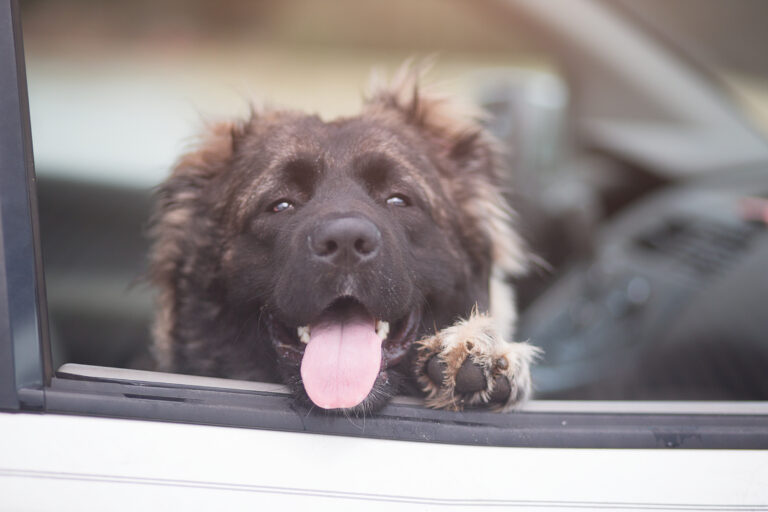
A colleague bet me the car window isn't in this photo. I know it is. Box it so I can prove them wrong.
[3,0,767,449]
[22,0,559,374]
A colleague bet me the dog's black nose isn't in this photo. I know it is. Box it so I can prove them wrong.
[310,217,381,266]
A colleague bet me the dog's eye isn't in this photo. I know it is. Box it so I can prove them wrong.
[386,194,409,207]
[269,200,294,213]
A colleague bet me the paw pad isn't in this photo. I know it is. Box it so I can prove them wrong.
[424,354,512,407]
[454,360,489,394]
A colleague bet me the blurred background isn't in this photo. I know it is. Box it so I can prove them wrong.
[21,0,768,399]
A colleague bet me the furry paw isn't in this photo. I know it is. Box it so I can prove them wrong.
[413,311,540,411]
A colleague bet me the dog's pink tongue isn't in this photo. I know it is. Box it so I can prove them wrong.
[300,309,382,409]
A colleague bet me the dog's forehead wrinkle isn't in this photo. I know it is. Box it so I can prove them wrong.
[341,124,456,220]
[329,136,451,225]
[234,145,327,218]
[331,116,420,160]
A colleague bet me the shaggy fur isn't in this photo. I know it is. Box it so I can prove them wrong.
[149,65,537,412]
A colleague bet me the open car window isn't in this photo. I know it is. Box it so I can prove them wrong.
[2,0,768,451]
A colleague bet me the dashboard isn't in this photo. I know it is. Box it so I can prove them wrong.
[520,167,768,399]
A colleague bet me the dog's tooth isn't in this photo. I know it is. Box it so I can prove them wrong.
[297,326,311,344]
[375,320,390,341]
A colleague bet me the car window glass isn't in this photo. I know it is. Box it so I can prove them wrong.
[23,0,555,377]
[22,0,768,404]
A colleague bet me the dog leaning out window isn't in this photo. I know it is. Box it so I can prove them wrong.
[148,66,540,414]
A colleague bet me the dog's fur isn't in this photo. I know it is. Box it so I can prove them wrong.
[149,66,538,412]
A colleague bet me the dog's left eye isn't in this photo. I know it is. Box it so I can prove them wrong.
[270,200,294,213]
[386,194,409,207]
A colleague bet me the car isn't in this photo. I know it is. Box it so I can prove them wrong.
[2,0,767,509]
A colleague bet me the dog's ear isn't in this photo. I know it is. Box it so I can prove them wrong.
[365,65,528,337]
[148,121,243,369]
[364,65,528,279]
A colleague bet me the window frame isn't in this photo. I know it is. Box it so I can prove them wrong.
[0,0,50,412]
[1,0,767,450]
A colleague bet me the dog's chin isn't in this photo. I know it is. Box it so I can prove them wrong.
[267,296,421,412]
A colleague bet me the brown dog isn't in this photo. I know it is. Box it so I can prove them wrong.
[148,67,538,413]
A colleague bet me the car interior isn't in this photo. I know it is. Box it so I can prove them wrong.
[24,0,768,404]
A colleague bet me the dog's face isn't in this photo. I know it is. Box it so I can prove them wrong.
[150,74,526,412]
[219,113,486,409]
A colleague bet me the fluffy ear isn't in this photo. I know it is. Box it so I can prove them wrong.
[364,64,528,278]
[364,64,528,337]
[148,121,241,369]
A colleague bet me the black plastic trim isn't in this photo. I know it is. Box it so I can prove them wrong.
[42,376,768,449]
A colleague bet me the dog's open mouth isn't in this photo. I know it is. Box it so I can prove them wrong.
[269,296,421,409]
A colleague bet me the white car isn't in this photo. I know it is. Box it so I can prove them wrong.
[1,0,767,510]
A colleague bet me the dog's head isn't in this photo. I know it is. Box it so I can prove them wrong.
[150,68,526,411]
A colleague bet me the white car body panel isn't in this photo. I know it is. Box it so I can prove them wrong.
[1,412,766,511]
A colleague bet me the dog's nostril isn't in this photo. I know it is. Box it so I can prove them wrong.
[325,240,338,255]
[354,238,374,255]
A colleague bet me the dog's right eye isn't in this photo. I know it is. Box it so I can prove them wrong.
[269,200,294,213]
[386,194,410,207]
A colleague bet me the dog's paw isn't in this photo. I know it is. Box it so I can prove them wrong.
[413,311,540,412]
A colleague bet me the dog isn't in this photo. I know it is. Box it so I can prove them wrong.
[148,66,539,413]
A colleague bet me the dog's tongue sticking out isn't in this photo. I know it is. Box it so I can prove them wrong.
[300,301,383,409]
